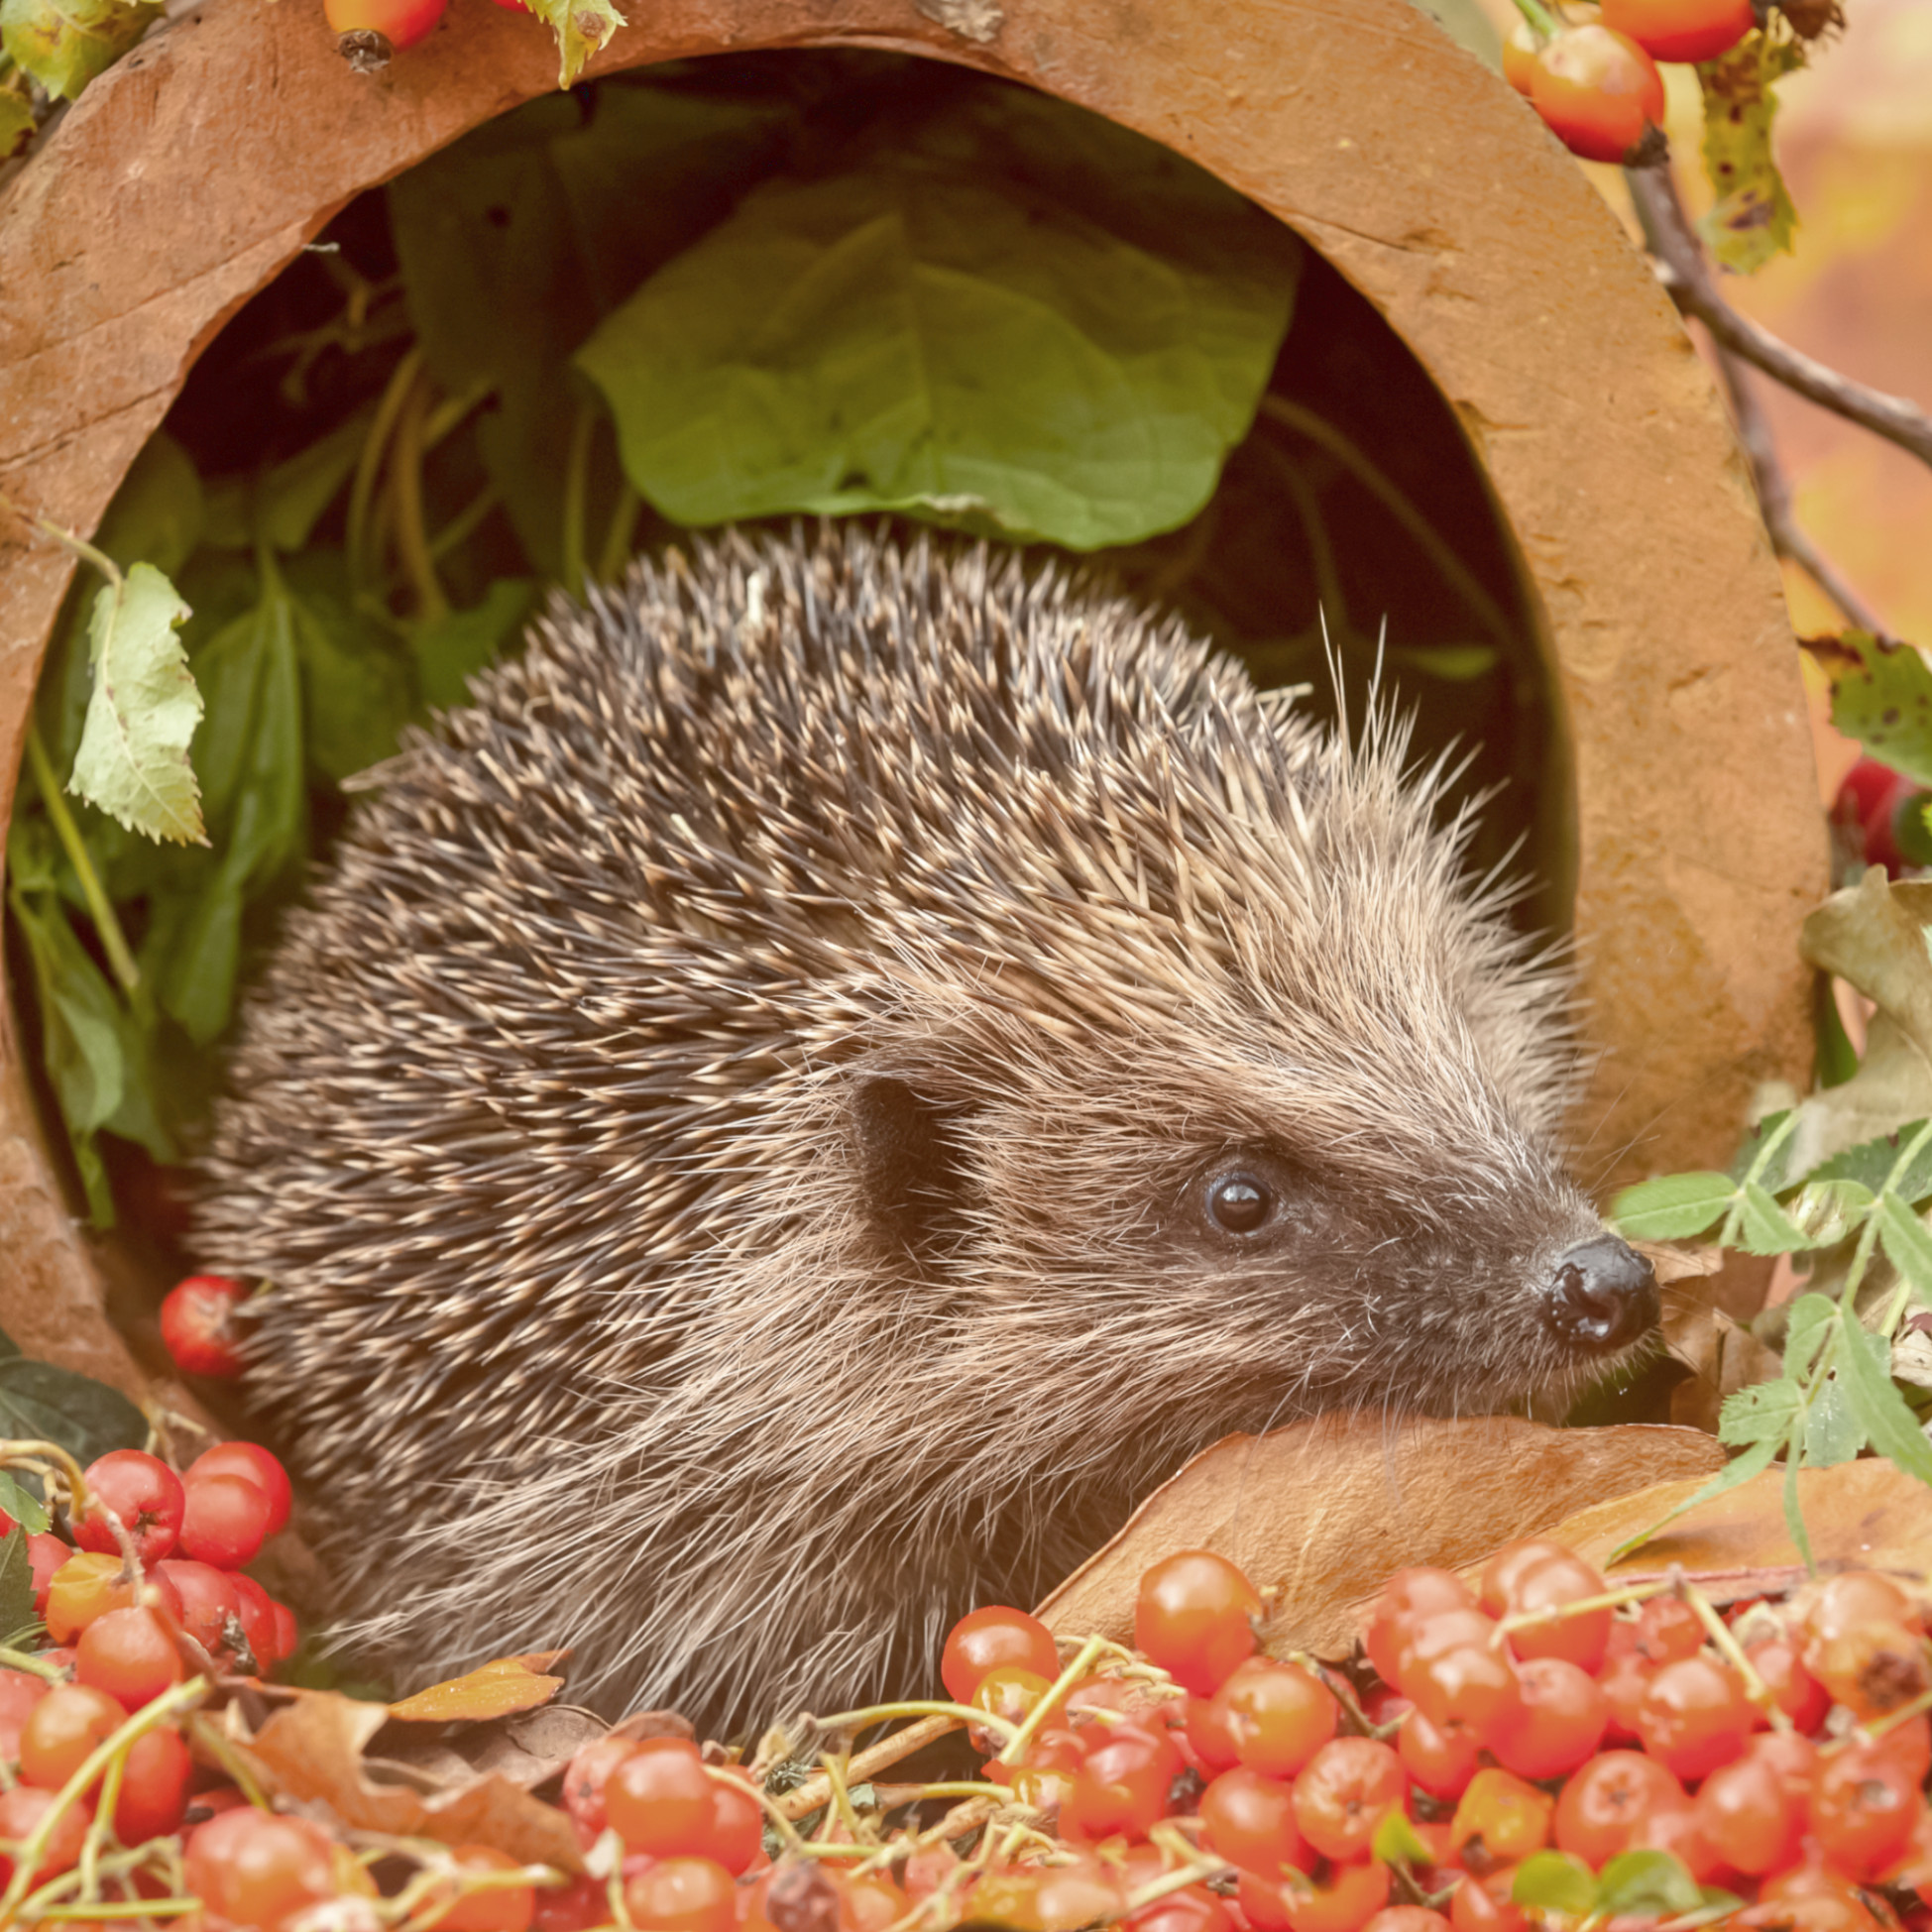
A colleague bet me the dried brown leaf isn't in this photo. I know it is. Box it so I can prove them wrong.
[1036,1414,1725,1657]
[387,1651,569,1724]
[240,1691,587,1872]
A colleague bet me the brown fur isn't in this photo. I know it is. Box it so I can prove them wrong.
[195,525,1621,1732]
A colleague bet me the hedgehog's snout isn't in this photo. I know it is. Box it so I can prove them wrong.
[1539,1233,1659,1354]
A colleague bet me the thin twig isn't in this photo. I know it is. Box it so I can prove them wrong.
[1627,154,1932,475]
[1712,346,1891,638]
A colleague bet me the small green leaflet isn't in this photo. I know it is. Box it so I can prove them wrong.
[0,1471,50,1535]
[1815,631,1932,790]
[68,561,206,846]
[1511,1852,1597,1917]
[0,1527,33,1639]
[1876,1190,1932,1301]
[520,0,621,86]
[1810,1120,1932,1203]
[1837,1317,1932,1488]
[1609,1171,1735,1241]
[1783,1292,1838,1379]
[0,0,159,100]
[1697,32,1805,275]
[1595,1850,1704,1919]
[1370,1811,1435,1868]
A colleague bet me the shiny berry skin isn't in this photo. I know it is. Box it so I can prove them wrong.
[605,1738,714,1856]
[1528,25,1665,165]
[1631,1597,1705,1665]
[1448,1869,1525,1932]
[843,1874,908,1932]
[969,1664,1050,1752]
[1810,1740,1926,1877]
[1365,1571,1476,1688]
[76,1606,186,1708]
[941,1605,1060,1704]
[1008,1725,1086,1813]
[74,1450,185,1564]
[0,1667,48,1762]
[1489,1656,1606,1781]
[1132,1884,1236,1932]
[1696,1740,1807,1875]
[1553,1751,1689,1867]
[1398,1707,1482,1799]
[1630,1795,1727,1885]
[1600,0,1755,61]
[560,1736,637,1837]
[1212,1658,1339,1778]
[1805,1575,1924,1655]
[1501,19,1540,92]
[183,1807,339,1929]
[1136,1550,1263,1694]
[187,1442,293,1538]
[1062,1722,1184,1841]
[1365,1913,1452,1932]
[1199,1766,1309,1878]
[1451,1768,1552,1872]
[705,1768,762,1876]
[113,1723,194,1844]
[1406,1638,1522,1737]
[1636,1655,1755,1780]
[1488,1549,1610,1673]
[26,1531,67,1612]
[1291,1738,1407,1863]
[154,1558,238,1662]
[0,1781,90,1887]
[623,1856,737,1932]
[159,1275,250,1379]
[1187,1692,1243,1771]
[422,1844,535,1932]
[45,1550,180,1645]
[1285,1859,1391,1932]
[229,1572,281,1671]
[322,0,448,64]
[1746,1637,1833,1733]
[178,1472,272,1569]
[270,1598,300,1663]
[1809,1618,1930,1722]
[19,1682,127,1789]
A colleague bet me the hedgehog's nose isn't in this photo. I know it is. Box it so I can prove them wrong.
[1541,1234,1658,1352]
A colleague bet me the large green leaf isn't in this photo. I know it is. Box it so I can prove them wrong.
[0,1356,146,1466]
[579,98,1302,548]
[0,0,159,100]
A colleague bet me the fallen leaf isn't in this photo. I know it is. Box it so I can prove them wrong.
[1540,1452,1932,1594]
[1036,1415,1725,1657]
[388,1652,569,1724]
[238,1692,586,1872]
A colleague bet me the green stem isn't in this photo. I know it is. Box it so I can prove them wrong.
[596,479,641,588]
[1257,396,1519,648]
[1510,0,1561,40]
[0,1645,67,1681]
[23,723,140,995]
[1262,443,1351,637]
[560,401,597,605]
[390,376,448,624]
[0,499,124,590]
[347,344,422,592]
[428,485,501,565]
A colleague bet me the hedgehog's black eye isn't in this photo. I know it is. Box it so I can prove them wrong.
[1206,1173,1272,1235]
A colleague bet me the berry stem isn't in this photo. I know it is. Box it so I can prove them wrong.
[390,371,448,624]
[0,1645,66,1681]
[1676,1571,1791,1731]
[347,343,423,592]
[22,722,142,996]
[23,1905,202,1922]
[0,1438,92,1527]
[560,399,596,605]
[818,1748,868,1842]
[816,1700,1019,1743]
[996,1633,1106,1766]
[597,480,641,587]
[774,1711,962,1822]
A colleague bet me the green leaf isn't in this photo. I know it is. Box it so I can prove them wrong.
[1820,631,1932,786]
[579,121,1302,548]
[1735,1180,1810,1255]
[1595,1849,1703,1919]
[1696,32,1805,275]
[1780,1179,1876,1251]
[1808,1123,1932,1203]
[285,562,413,783]
[520,0,621,86]
[93,433,204,580]
[1718,1377,1801,1447]
[1371,1810,1435,1868]
[0,1356,146,1466]
[0,0,159,99]
[68,562,206,847]
[1510,1853,1597,1917]
[1609,1171,1736,1241]
[1784,1293,1840,1379]
[254,414,372,554]
[0,1527,32,1638]
[0,88,35,158]
[1877,1192,1932,1302]
[1802,1374,1864,1467]
[1836,1317,1932,1487]
[0,1470,51,1535]
[1609,1431,1785,1564]
[1730,1109,1801,1191]
[409,579,537,711]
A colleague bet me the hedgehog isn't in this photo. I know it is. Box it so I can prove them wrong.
[192,522,1658,1734]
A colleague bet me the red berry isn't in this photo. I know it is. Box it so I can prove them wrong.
[423,1844,535,1932]
[1365,1914,1452,1932]
[1488,1656,1606,1781]
[75,1450,185,1564]
[1450,1767,1553,1870]
[1130,1884,1235,1932]
[1746,1636,1833,1733]
[1527,25,1665,165]
[113,1723,194,1843]
[1553,1752,1689,1868]
[1135,1550,1263,1695]
[270,1598,300,1664]
[0,1782,90,1888]
[1062,1722,1184,1841]
[27,1531,67,1613]
[1186,1692,1243,1771]
[321,0,448,65]
[1485,1546,1610,1674]
[183,1806,338,1928]
[1631,1597,1705,1666]
[1636,1654,1755,1780]
[623,1855,736,1932]
[940,1604,1060,1704]
[1696,1738,1808,1875]
[605,1738,715,1857]
[705,1767,763,1876]
[1291,1738,1407,1864]
[188,1442,292,1538]
[155,1560,235,1661]
[1212,1658,1339,1779]
[177,1472,272,1569]
[230,1572,280,1670]
[1199,1766,1310,1879]
[560,1736,637,1838]
[76,1606,186,1709]
[1600,0,1755,62]
[46,1549,181,1645]
[1810,1739,1926,1877]
[1397,1707,1482,1799]
[20,1682,128,1790]
[1284,1859,1391,1932]
[0,1667,48,1763]
[159,1275,251,1379]
[1364,1570,1475,1688]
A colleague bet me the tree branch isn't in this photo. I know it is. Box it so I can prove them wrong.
[1627,155,1932,475]
[1711,346,1891,639]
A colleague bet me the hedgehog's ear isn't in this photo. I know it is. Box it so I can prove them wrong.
[850,1074,976,1263]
